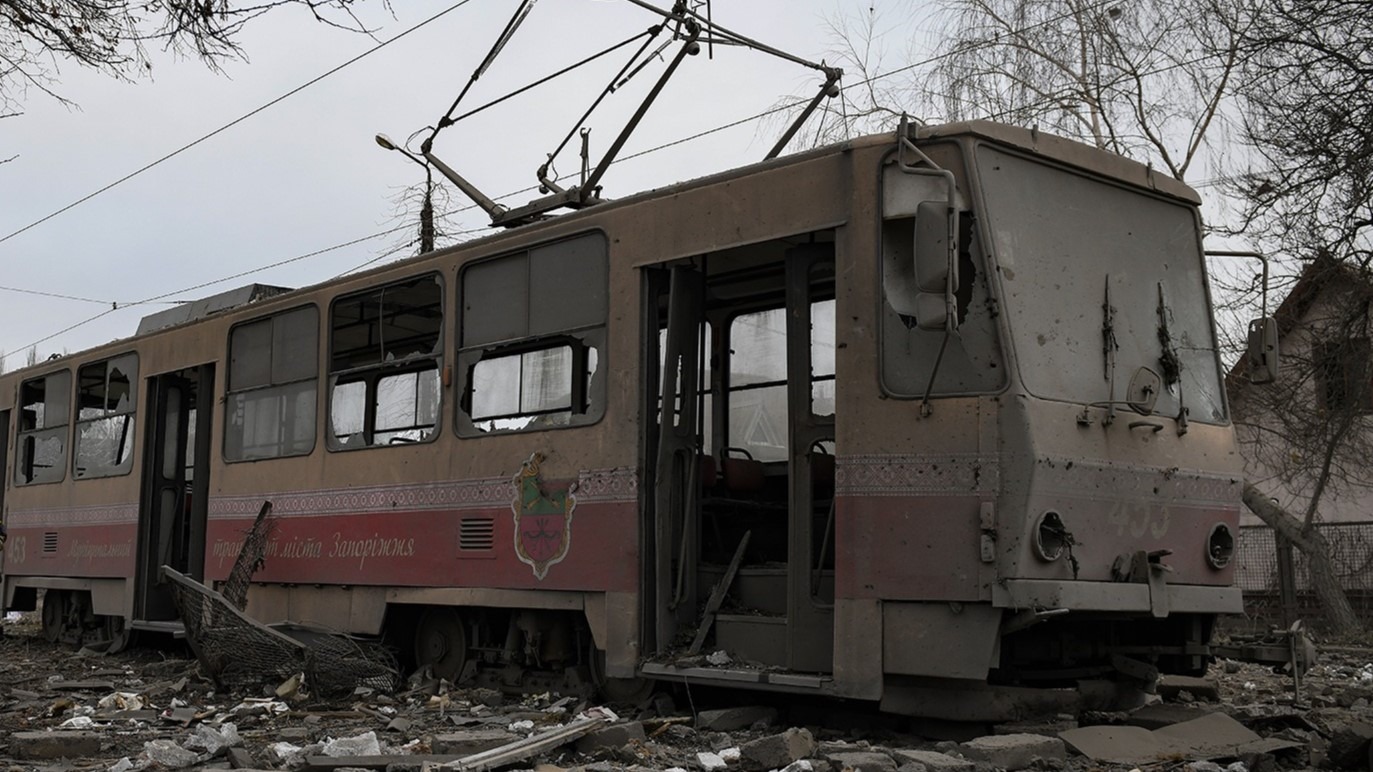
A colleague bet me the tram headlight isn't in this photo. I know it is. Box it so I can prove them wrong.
[1033,511,1068,562]
[1206,522,1236,569]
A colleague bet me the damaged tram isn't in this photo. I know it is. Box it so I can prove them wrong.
[0,121,1245,719]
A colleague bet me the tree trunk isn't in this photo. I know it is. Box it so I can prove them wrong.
[1242,482,1363,636]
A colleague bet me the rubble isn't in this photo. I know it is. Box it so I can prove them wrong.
[3,610,1373,772]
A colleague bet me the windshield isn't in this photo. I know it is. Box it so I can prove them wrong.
[976,146,1226,423]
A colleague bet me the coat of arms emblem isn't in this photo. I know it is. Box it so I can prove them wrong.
[511,452,576,580]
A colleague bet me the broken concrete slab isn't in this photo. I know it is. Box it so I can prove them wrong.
[575,721,647,753]
[11,730,104,760]
[1126,702,1217,730]
[1158,674,1221,702]
[431,729,520,756]
[1060,712,1301,765]
[1325,721,1373,769]
[887,750,974,772]
[992,716,1078,736]
[696,706,779,731]
[958,733,1066,771]
[824,750,898,772]
[741,727,816,769]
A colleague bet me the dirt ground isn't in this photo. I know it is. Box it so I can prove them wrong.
[1,612,1371,772]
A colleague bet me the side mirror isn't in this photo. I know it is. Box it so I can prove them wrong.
[914,201,959,331]
[1247,316,1279,384]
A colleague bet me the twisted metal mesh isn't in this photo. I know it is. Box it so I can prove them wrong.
[166,571,401,696]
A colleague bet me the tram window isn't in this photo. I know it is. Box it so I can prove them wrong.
[225,305,319,461]
[458,233,607,436]
[725,301,834,462]
[812,299,836,417]
[15,369,72,485]
[327,275,442,449]
[74,353,138,479]
[729,309,789,462]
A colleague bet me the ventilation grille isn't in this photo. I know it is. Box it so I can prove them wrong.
[42,532,58,554]
[459,517,495,551]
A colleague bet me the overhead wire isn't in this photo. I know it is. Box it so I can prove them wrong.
[20,0,1215,354]
[0,0,477,249]
[8,224,411,355]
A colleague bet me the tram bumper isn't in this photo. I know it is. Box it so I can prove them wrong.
[992,579,1242,616]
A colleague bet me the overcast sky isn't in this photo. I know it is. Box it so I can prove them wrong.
[0,1,939,363]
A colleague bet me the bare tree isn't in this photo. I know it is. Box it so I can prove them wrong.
[1231,258,1373,633]
[0,0,382,114]
[927,0,1249,182]
[1222,0,1373,635]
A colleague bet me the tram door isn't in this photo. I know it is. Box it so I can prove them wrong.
[645,237,836,673]
[135,365,214,624]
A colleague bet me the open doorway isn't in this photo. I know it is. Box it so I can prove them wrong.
[644,231,836,673]
[135,365,214,627]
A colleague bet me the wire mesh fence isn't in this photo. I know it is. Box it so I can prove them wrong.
[1234,522,1373,634]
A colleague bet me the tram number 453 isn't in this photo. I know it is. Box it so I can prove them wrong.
[1106,502,1170,539]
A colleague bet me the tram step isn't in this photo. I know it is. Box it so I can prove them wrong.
[714,613,787,667]
[641,662,829,693]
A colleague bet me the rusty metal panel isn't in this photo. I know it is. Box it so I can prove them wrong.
[387,586,585,610]
[602,590,639,678]
[245,584,290,624]
[583,591,606,650]
[831,598,882,699]
[882,601,1000,680]
[993,578,1150,611]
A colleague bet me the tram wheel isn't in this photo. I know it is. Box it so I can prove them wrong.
[40,590,67,643]
[414,608,467,682]
[102,615,132,654]
[591,649,655,705]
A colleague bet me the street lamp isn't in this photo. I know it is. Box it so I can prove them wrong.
[375,134,435,253]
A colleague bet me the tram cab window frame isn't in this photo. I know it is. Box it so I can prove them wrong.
[224,305,320,462]
[457,232,608,436]
[73,353,138,480]
[14,368,72,486]
[327,273,444,451]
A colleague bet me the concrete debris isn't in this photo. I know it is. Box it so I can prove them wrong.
[958,733,1066,771]
[697,750,729,770]
[322,730,384,757]
[886,749,974,772]
[576,720,648,752]
[696,706,779,731]
[1060,712,1300,765]
[10,730,103,760]
[0,610,1368,772]
[1158,674,1222,702]
[741,727,815,769]
[144,737,202,768]
[824,750,899,772]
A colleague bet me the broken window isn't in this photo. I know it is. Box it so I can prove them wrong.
[225,306,319,461]
[725,301,833,463]
[15,369,72,485]
[74,354,138,479]
[458,233,608,435]
[1316,337,1373,414]
[328,275,443,449]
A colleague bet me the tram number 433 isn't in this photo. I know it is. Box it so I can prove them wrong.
[5,535,25,565]
[1106,502,1170,539]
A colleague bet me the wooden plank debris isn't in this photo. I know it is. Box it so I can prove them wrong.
[423,712,612,771]
[688,530,751,655]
